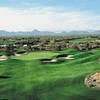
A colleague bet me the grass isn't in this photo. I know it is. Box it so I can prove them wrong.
[70,38,96,43]
[11,51,59,60]
[0,49,100,100]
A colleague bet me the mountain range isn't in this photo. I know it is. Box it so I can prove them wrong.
[0,29,100,37]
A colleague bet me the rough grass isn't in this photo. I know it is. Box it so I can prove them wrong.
[0,49,100,100]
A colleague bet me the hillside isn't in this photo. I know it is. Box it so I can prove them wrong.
[0,49,100,100]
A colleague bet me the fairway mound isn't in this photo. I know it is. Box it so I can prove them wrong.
[56,54,74,59]
[40,58,57,63]
[15,51,27,56]
[0,55,7,61]
[85,71,100,89]
[0,75,12,79]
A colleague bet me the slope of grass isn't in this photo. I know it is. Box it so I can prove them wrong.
[0,49,100,100]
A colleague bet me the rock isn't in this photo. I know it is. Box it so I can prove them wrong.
[84,71,100,89]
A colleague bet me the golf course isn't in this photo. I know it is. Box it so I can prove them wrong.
[0,49,100,100]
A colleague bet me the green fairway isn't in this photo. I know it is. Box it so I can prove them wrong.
[11,51,59,60]
[0,49,100,100]
[70,38,96,43]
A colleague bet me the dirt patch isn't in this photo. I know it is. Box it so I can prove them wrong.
[84,71,100,89]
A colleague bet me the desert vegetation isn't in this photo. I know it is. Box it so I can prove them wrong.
[0,35,100,53]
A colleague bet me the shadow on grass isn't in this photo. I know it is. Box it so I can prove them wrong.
[0,76,12,79]
[68,95,93,100]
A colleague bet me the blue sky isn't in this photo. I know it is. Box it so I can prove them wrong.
[0,0,100,31]
[0,0,99,12]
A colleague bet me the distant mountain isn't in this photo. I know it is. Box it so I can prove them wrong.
[69,31,89,34]
[0,29,55,37]
[0,29,100,37]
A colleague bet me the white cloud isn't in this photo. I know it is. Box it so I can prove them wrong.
[0,7,100,32]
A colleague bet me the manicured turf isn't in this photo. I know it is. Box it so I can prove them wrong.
[70,38,96,43]
[11,51,59,60]
[0,49,100,100]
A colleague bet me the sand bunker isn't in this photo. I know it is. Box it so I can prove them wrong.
[85,71,100,89]
[0,55,7,61]
[40,59,57,63]
[15,51,27,56]
[56,54,74,59]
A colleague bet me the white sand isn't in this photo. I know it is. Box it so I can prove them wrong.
[15,53,27,56]
[58,55,74,59]
[42,59,57,63]
[0,55,7,61]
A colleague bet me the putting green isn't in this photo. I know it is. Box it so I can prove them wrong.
[0,49,100,100]
[11,51,59,60]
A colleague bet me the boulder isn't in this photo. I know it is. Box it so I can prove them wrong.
[85,71,100,89]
